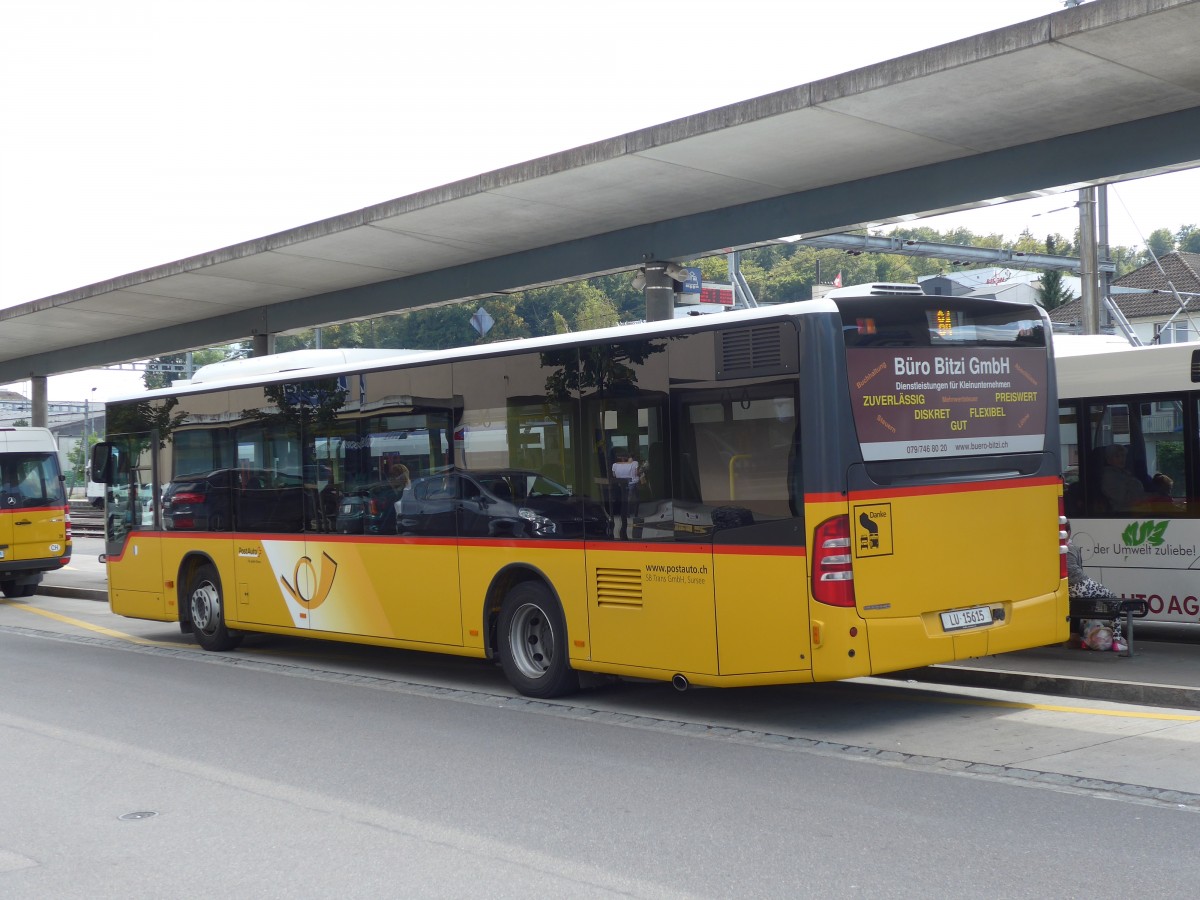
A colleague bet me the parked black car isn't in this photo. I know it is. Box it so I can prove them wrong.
[334,483,402,535]
[162,470,236,531]
[163,468,307,533]
[397,469,608,539]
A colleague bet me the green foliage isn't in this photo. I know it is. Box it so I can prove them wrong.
[1156,441,1185,489]
[1038,269,1072,310]
[1147,228,1175,260]
[67,432,100,484]
[1038,234,1074,310]
[12,418,29,428]
[1177,224,1200,254]
[143,346,242,390]
[155,222,1164,360]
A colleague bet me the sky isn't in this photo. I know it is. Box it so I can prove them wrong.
[2,0,1198,403]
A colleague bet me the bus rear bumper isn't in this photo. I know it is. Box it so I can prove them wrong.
[864,585,1069,672]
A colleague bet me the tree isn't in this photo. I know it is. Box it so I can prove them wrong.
[1037,236,1074,310]
[1176,224,1200,254]
[1146,228,1176,260]
[67,432,100,485]
[571,291,620,331]
[143,346,242,389]
[1038,269,1073,310]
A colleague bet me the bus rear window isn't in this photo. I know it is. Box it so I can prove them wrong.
[835,298,1049,461]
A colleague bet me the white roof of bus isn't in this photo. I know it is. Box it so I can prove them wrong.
[1055,336,1195,398]
[115,298,844,403]
[1051,333,1137,357]
[184,348,423,385]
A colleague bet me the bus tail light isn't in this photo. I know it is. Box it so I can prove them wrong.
[1059,495,1070,580]
[813,515,855,607]
[64,508,72,541]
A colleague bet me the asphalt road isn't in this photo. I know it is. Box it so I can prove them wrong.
[3,590,1200,898]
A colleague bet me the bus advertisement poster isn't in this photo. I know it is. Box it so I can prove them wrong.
[846,346,1048,460]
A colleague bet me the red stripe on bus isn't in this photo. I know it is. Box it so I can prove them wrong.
[848,475,1061,501]
[806,492,846,504]
[713,544,806,557]
[807,476,1059,504]
[0,504,67,515]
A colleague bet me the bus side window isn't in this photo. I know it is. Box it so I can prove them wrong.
[1086,445,1113,516]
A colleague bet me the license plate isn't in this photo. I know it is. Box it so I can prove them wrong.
[940,605,993,632]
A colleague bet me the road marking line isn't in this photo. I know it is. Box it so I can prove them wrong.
[2,601,189,649]
[875,685,1200,721]
[6,600,1200,722]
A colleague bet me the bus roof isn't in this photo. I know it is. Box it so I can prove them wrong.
[110,299,845,404]
[1055,338,1196,399]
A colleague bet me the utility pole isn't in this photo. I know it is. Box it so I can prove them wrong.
[1079,187,1100,334]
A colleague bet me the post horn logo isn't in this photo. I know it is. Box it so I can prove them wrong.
[280,551,338,609]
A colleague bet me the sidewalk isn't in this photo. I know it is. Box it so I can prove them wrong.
[38,540,1200,709]
[887,627,1200,710]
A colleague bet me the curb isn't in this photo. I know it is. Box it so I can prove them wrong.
[884,665,1200,711]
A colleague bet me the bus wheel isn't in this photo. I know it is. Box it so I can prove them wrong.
[187,564,242,652]
[1,580,32,599]
[498,582,578,698]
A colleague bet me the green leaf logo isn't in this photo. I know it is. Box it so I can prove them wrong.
[1149,520,1169,546]
[1121,519,1169,547]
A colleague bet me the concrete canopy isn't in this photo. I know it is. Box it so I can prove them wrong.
[3,0,1200,384]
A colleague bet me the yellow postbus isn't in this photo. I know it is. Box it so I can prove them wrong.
[1,426,72,598]
[91,297,1068,696]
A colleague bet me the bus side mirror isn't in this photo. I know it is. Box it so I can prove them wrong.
[90,442,127,484]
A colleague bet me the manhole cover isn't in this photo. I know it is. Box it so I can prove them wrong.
[118,811,158,821]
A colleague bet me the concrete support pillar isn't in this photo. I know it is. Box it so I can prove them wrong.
[252,333,276,357]
[30,376,48,428]
[643,262,676,322]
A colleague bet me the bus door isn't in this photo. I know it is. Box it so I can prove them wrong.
[584,387,718,676]
[675,378,809,677]
[0,482,11,564]
[582,327,810,679]
[229,421,312,632]
[95,431,167,619]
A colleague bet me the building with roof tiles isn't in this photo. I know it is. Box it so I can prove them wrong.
[1049,251,1200,343]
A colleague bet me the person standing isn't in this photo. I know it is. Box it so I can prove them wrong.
[611,451,640,539]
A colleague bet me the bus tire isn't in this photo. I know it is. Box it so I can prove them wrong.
[187,563,242,652]
[498,582,578,698]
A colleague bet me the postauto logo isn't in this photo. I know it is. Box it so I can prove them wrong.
[279,551,339,609]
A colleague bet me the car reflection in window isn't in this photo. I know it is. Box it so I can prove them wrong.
[397,469,608,539]
[163,468,307,533]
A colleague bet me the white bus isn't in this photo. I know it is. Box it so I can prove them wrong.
[1056,336,1200,624]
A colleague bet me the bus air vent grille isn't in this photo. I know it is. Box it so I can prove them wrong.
[1191,349,1200,383]
[595,567,643,609]
[716,324,798,380]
